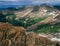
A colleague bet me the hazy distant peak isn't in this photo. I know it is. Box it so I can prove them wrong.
[40,3,54,8]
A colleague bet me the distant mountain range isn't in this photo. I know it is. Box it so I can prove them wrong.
[54,5,60,9]
[0,3,60,10]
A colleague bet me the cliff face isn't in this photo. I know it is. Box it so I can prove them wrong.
[0,22,58,46]
[0,22,26,46]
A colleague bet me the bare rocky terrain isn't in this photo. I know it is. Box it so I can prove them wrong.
[0,22,60,46]
[0,4,60,46]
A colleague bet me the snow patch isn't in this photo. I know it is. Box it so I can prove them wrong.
[39,34,47,37]
[50,37,60,42]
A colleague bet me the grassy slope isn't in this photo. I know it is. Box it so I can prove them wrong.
[0,13,60,34]
[26,17,60,33]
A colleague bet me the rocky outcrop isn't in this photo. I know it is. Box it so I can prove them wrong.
[0,22,59,46]
[0,22,26,46]
[26,32,36,46]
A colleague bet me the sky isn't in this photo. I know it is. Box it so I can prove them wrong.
[0,0,60,5]
[0,0,18,1]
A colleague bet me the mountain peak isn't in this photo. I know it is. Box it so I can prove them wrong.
[40,3,54,8]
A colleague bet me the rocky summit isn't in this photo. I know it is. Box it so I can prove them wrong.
[0,22,60,46]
